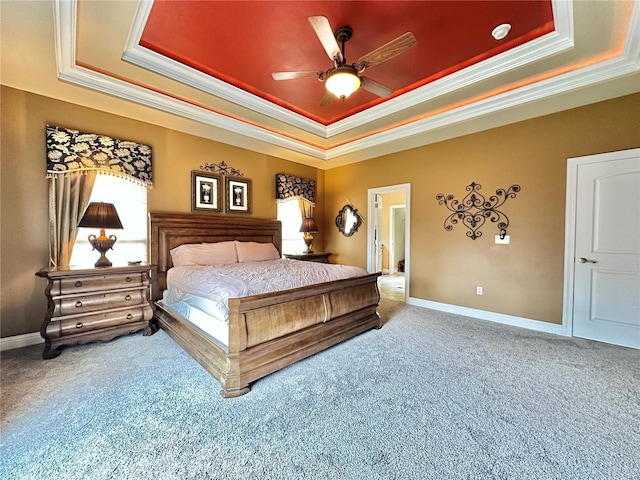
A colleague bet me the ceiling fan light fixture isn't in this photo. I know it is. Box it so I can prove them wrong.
[325,66,361,100]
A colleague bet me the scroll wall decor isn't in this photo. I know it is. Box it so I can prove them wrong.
[200,161,244,177]
[435,182,521,240]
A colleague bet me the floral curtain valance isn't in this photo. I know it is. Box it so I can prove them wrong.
[275,173,316,204]
[46,125,153,187]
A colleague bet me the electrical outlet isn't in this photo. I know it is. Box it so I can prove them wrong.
[476,286,483,295]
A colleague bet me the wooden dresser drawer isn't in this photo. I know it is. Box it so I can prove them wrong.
[53,288,145,316]
[36,264,156,358]
[56,272,146,295]
[45,305,153,338]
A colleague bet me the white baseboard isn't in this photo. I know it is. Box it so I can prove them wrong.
[407,297,568,336]
[1,332,43,352]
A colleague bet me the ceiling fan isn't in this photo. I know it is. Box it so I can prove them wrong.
[272,16,417,105]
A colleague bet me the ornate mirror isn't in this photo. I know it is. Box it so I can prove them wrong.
[335,205,362,237]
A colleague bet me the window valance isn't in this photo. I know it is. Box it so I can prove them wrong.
[275,173,315,204]
[46,125,153,187]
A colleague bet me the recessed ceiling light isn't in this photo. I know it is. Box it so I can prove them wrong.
[492,23,512,40]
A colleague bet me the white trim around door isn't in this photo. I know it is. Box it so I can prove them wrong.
[367,184,411,301]
[563,148,640,345]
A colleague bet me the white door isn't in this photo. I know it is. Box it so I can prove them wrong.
[572,149,640,349]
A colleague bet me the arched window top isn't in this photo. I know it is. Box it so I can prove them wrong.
[46,125,152,187]
[275,173,315,204]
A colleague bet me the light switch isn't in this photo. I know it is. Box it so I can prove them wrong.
[495,235,510,244]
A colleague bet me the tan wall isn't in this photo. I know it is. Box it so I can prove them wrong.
[325,93,640,324]
[0,86,322,337]
[2,86,638,337]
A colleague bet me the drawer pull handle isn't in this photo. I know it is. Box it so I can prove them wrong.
[126,277,133,283]
[125,295,132,301]
[126,314,133,319]
[76,322,83,329]
[75,281,82,287]
[75,301,83,308]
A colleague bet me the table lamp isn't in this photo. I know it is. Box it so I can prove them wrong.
[78,202,123,267]
[299,217,318,254]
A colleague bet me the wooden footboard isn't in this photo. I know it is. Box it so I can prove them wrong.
[149,213,381,397]
[155,273,381,397]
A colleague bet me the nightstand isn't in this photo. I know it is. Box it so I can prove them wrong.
[35,264,155,359]
[284,252,331,263]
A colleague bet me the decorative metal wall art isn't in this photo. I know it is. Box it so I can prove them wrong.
[436,182,521,240]
[200,161,244,177]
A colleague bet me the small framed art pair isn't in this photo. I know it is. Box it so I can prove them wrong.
[191,171,252,214]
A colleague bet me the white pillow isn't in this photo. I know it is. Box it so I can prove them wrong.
[235,241,281,263]
[170,241,238,266]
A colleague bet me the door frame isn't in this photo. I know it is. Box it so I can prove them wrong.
[562,148,640,338]
[368,184,411,300]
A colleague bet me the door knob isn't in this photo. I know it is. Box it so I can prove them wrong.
[578,257,597,264]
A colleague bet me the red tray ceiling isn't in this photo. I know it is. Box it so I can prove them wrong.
[140,1,554,125]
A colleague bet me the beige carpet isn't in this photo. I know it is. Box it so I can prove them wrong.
[2,299,639,479]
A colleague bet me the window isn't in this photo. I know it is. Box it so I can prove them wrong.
[70,174,148,267]
[277,199,305,254]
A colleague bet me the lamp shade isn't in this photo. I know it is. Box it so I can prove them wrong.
[325,66,361,99]
[78,202,123,229]
[299,217,318,233]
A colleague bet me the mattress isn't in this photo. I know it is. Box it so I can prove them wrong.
[161,258,369,345]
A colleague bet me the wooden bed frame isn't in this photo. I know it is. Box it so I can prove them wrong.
[149,213,381,398]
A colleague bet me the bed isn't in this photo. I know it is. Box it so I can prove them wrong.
[149,213,381,398]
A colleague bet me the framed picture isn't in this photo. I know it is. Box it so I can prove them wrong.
[225,176,252,214]
[191,171,222,212]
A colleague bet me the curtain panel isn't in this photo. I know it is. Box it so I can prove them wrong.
[46,125,153,186]
[48,173,96,268]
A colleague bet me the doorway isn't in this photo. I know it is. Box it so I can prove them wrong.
[368,184,411,302]
[564,148,640,349]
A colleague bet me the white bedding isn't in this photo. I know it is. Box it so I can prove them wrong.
[161,259,369,342]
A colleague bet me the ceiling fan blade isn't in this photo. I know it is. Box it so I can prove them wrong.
[320,92,333,107]
[272,71,319,81]
[308,16,343,63]
[360,76,394,98]
[357,32,417,69]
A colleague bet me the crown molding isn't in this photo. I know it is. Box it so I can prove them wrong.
[53,0,639,167]
[326,50,640,160]
[122,1,328,137]
[123,0,574,139]
[327,4,575,137]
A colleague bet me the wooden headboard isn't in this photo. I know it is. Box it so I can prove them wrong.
[149,212,282,300]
